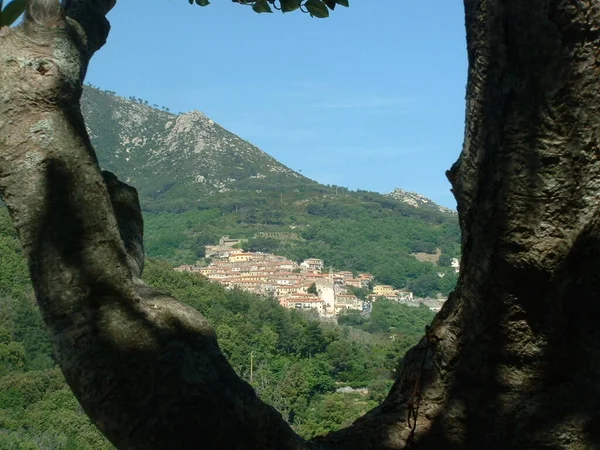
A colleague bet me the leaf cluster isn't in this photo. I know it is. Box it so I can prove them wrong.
[0,0,26,27]
[189,0,349,18]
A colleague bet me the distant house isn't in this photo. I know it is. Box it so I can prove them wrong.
[338,271,354,280]
[278,260,297,271]
[204,235,244,258]
[373,284,395,297]
[395,290,414,302]
[301,258,324,273]
[344,278,364,288]
[451,258,460,273]
[206,271,228,279]
[334,294,362,315]
[304,273,326,282]
[327,273,345,285]
[280,293,324,314]
[229,253,254,263]
[276,284,304,297]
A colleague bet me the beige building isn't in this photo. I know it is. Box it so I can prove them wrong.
[205,235,244,258]
[338,271,354,280]
[301,258,324,273]
[344,278,364,288]
[373,284,395,296]
[334,294,362,315]
[280,293,324,314]
[229,253,254,263]
[276,284,304,297]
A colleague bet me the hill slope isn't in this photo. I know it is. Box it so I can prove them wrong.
[0,207,434,447]
[81,86,460,296]
[82,86,322,212]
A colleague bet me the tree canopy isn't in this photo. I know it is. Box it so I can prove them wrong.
[196,0,348,17]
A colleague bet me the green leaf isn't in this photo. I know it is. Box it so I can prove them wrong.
[1,0,26,27]
[252,1,273,13]
[304,0,329,18]
[325,0,336,10]
[195,0,210,6]
[336,0,349,6]
[280,0,300,13]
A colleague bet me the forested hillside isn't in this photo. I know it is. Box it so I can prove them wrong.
[144,194,460,296]
[81,86,461,297]
[0,207,434,447]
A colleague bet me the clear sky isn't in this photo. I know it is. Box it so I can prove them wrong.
[86,1,467,209]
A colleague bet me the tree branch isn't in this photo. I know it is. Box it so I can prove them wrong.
[0,2,311,448]
[102,170,145,278]
[64,0,117,58]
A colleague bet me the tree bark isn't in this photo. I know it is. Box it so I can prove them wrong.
[1,0,599,449]
[0,2,307,449]
[318,1,600,448]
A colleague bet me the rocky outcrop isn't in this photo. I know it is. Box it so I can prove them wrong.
[387,188,457,215]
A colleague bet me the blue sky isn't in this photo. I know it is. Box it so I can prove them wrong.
[87,1,467,208]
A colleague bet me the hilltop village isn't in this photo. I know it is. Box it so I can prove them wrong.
[175,236,446,317]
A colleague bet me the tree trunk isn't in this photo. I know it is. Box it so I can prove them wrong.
[318,1,600,448]
[0,2,307,449]
[1,0,599,449]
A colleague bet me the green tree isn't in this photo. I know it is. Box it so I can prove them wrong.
[337,309,365,327]
[437,253,452,267]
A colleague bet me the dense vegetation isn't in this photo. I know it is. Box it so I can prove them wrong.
[0,207,435,447]
[144,191,460,297]
[82,86,460,297]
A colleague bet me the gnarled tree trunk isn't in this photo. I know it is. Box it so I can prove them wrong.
[318,1,600,448]
[0,2,306,449]
[0,1,599,449]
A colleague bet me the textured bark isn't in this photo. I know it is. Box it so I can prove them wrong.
[0,2,307,449]
[318,1,600,448]
[1,0,599,449]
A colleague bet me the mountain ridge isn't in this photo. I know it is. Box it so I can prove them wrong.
[82,86,321,210]
[83,86,452,213]
[80,85,461,297]
[386,188,456,215]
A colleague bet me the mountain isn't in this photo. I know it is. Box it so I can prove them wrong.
[82,86,323,212]
[81,86,461,297]
[386,188,457,215]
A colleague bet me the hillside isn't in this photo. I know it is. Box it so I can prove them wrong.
[387,188,457,215]
[81,86,461,296]
[82,86,323,212]
[0,207,434,448]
